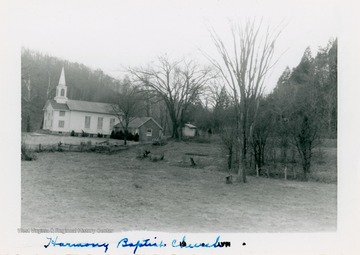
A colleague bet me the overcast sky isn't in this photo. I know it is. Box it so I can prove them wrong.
[8,0,339,93]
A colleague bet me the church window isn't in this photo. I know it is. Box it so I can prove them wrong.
[60,88,65,96]
[109,118,115,130]
[97,117,103,130]
[58,120,65,128]
[85,116,91,129]
[59,111,65,116]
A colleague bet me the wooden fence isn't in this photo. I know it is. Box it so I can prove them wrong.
[34,141,128,154]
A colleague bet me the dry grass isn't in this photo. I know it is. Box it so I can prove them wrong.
[21,140,336,232]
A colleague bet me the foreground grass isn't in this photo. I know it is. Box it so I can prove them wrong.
[22,142,336,232]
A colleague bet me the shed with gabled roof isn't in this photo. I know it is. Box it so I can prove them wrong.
[182,123,197,137]
[114,117,163,142]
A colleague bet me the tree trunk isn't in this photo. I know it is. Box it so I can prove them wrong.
[26,115,31,132]
[124,130,128,145]
[241,160,247,183]
[228,147,233,170]
[328,99,332,137]
[170,112,180,139]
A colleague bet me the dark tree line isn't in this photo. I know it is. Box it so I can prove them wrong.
[168,38,337,181]
[267,39,337,180]
[183,38,337,181]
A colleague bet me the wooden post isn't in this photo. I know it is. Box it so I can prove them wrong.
[38,144,42,152]
[284,166,287,180]
[267,168,270,178]
[256,164,259,177]
[190,157,196,167]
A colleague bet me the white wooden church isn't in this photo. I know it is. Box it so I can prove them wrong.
[42,67,121,136]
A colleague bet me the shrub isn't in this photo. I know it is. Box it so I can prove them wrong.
[134,133,139,142]
[21,143,37,161]
[136,147,151,159]
[152,137,167,146]
[70,130,75,136]
[48,145,56,152]
[81,130,89,137]
[97,133,103,138]
[110,130,115,139]
[115,131,124,140]
[127,132,134,141]
[149,152,164,162]
[57,141,63,152]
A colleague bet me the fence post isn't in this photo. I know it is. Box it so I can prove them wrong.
[284,166,287,180]
[256,164,259,177]
[38,144,42,152]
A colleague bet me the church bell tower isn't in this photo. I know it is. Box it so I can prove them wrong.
[54,67,68,104]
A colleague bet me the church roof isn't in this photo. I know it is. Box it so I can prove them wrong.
[184,123,197,129]
[67,100,114,114]
[45,99,115,114]
[48,99,69,110]
[114,117,162,129]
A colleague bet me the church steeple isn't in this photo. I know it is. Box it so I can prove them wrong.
[54,66,68,104]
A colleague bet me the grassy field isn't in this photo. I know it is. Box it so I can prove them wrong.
[21,135,337,232]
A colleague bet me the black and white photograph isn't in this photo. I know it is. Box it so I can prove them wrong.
[1,0,359,254]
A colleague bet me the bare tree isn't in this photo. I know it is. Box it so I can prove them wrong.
[205,19,283,182]
[111,79,141,145]
[129,56,213,139]
[292,114,318,181]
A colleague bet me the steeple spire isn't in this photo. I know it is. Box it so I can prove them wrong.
[54,66,68,104]
[59,66,66,86]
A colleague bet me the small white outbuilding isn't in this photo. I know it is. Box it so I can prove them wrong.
[182,123,197,137]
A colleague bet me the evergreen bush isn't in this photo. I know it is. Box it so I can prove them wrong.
[127,132,134,141]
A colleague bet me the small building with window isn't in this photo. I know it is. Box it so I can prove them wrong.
[113,117,163,142]
[42,67,120,136]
